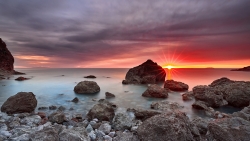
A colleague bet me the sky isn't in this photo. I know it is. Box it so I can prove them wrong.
[0,0,250,68]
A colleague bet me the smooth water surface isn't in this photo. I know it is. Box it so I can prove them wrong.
[0,68,249,119]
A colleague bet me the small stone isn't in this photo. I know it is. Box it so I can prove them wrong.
[37,112,46,118]
[86,124,93,133]
[131,126,138,132]
[88,130,96,141]
[108,131,115,138]
[0,131,12,137]
[104,135,112,141]
[98,123,111,134]
[95,129,105,138]
[105,92,115,98]
[93,118,98,122]
[89,121,96,126]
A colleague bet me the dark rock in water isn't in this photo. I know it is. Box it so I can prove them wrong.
[142,84,168,98]
[137,111,200,141]
[0,38,14,74]
[164,80,189,91]
[71,97,79,103]
[84,75,96,78]
[193,85,228,108]
[1,92,37,114]
[209,77,234,87]
[38,107,48,110]
[13,70,26,75]
[127,108,161,121]
[87,99,116,122]
[182,91,194,101]
[29,127,59,141]
[48,111,65,124]
[58,106,66,111]
[15,76,29,81]
[207,117,250,141]
[151,100,184,111]
[122,59,166,84]
[0,77,5,80]
[231,66,250,71]
[49,105,57,110]
[192,100,209,110]
[105,92,115,98]
[74,81,100,94]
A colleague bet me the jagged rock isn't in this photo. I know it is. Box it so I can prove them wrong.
[1,92,37,114]
[193,85,228,108]
[74,81,100,94]
[151,100,184,111]
[59,127,90,141]
[84,75,96,78]
[48,112,65,124]
[105,92,115,98]
[182,91,194,101]
[207,117,250,141]
[71,97,79,103]
[29,127,59,141]
[112,113,133,131]
[142,84,168,98]
[87,99,116,122]
[122,59,166,84]
[0,38,14,74]
[137,111,200,141]
[164,80,189,91]
[127,108,161,121]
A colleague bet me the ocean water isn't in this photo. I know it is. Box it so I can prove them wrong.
[0,68,249,119]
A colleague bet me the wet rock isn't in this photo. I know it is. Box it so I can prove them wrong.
[0,38,14,74]
[207,117,250,141]
[48,112,65,124]
[98,123,111,134]
[105,92,115,98]
[15,76,29,81]
[112,113,133,131]
[29,127,59,141]
[182,91,194,101]
[84,75,96,78]
[127,108,161,121]
[193,85,228,108]
[137,111,199,141]
[49,105,57,110]
[74,81,100,94]
[122,59,166,84]
[1,92,37,114]
[87,99,116,122]
[59,127,90,141]
[113,131,140,141]
[142,84,168,98]
[71,97,79,103]
[151,100,184,111]
[164,80,189,91]
[20,115,41,126]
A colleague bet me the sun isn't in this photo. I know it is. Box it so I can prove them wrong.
[163,65,174,70]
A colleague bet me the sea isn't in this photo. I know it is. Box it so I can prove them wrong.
[0,68,249,119]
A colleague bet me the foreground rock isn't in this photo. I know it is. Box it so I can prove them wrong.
[59,127,90,141]
[15,76,29,81]
[231,66,250,71]
[29,127,59,141]
[122,59,166,84]
[182,91,194,101]
[164,80,189,91]
[84,75,96,78]
[87,99,116,122]
[127,108,161,121]
[112,113,133,131]
[193,77,250,108]
[137,111,200,141]
[142,84,168,98]
[74,81,100,94]
[207,117,250,141]
[105,92,115,98]
[1,92,37,114]
[0,38,14,74]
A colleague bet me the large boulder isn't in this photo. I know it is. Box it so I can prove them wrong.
[142,84,168,98]
[137,111,199,141]
[87,99,116,122]
[193,85,228,108]
[207,117,250,141]
[74,81,100,94]
[164,80,189,91]
[209,77,234,87]
[122,59,166,84]
[1,92,37,114]
[0,38,14,74]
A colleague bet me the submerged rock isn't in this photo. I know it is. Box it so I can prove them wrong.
[87,99,116,122]
[15,76,29,81]
[164,80,189,91]
[74,81,100,94]
[71,97,79,103]
[137,111,200,141]
[105,92,115,98]
[122,59,166,84]
[1,92,37,114]
[142,84,168,98]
